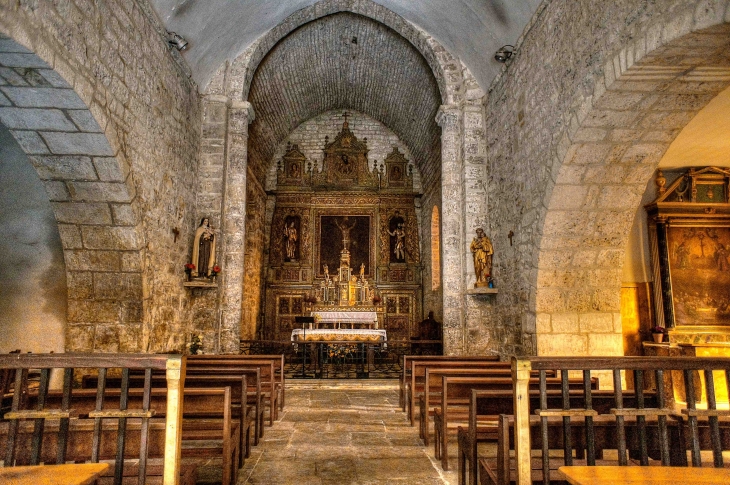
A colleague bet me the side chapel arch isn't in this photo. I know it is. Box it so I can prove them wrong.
[0,33,144,352]
[535,22,730,357]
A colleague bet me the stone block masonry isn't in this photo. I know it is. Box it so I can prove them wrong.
[0,0,201,353]
[484,0,730,357]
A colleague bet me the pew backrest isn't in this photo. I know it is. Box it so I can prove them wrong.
[511,356,730,484]
[0,353,185,485]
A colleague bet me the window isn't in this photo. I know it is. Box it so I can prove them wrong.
[431,206,440,290]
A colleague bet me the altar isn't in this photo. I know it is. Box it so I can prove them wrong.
[310,311,379,329]
[290,328,387,378]
[291,328,386,342]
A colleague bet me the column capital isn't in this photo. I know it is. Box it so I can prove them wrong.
[230,100,255,123]
[436,104,461,129]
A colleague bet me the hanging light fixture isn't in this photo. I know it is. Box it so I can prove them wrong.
[494,45,515,63]
[167,32,189,51]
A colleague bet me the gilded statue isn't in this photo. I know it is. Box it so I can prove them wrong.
[470,227,493,287]
[388,222,406,261]
[284,221,297,260]
[192,217,216,277]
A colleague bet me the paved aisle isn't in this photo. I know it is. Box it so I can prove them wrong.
[237,380,458,484]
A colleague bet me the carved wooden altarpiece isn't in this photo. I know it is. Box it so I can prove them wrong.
[265,117,423,342]
[646,167,730,344]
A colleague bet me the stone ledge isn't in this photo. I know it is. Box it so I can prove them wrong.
[183,281,218,289]
[467,287,498,295]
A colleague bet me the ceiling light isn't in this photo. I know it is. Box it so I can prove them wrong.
[494,45,514,63]
[167,32,188,51]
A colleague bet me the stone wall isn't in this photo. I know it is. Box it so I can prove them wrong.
[0,1,201,353]
[484,0,730,357]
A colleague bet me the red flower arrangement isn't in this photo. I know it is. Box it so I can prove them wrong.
[184,263,195,281]
[211,265,222,277]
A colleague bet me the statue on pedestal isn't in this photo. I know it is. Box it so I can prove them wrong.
[388,222,406,261]
[470,227,493,287]
[192,217,216,277]
[284,221,298,260]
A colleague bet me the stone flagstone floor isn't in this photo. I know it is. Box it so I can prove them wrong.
[236,379,460,484]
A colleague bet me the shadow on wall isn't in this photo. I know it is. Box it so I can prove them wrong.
[0,123,66,353]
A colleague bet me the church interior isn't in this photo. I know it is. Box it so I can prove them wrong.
[1,1,730,483]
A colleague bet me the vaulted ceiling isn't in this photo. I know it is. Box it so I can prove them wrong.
[150,0,542,91]
[245,12,441,187]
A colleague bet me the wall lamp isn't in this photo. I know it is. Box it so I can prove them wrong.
[167,32,189,51]
[494,45,514,63]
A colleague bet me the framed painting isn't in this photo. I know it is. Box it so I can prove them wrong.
[646,166,730,333]
[318,215,372,278]
[666,226,730,326]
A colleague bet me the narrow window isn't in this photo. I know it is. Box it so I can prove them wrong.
[431,206,440,290]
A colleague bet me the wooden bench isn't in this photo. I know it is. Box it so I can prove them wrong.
[0,353,185,485]
[419,367,557,445]
[185,358,281,423]
[433,375,598,471]
[400,355,500,410]
[407,359,510,425]
[508,356,730,484]
[12,386,240,485]
[83,372,263,455]
[478,413,674,485]
[188,354,286,409]
[458,389,659,485]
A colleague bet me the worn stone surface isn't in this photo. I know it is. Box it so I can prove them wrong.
[236,380,467,484]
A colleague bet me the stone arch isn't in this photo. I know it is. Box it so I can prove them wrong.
[201,1,485,352]
[535,22,730,356]
[0,33,144,352]
[208,0,463,105]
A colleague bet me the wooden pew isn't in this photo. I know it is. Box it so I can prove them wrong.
[400,355,500,411]
[458,389,659,485]
[408,359,510,425]
[188,354,286,409]
[82,372,263,455]
[509,356,730,484]
[0,353,185,485]
[185,358,281,423]
[478,413,672,485]
[433,375,598,471]
[14,387,241,485]
[419,367,557,445]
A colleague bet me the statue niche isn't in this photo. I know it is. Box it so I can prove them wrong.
[388,215,406,263]
[283,215,300,262]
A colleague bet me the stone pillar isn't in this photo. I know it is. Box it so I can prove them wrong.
[437,104,466,355]
[218,101,255,353]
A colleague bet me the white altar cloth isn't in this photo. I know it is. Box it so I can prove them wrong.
[311,311,378,324]
[291,328,387,343]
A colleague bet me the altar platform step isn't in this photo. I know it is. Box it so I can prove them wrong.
[286,378,397,390]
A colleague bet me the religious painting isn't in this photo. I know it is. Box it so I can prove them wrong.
[319,215,371,277]
[667,226,730,327]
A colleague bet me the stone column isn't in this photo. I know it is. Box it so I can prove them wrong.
[437,104,466,355]
[218,101,255,353]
